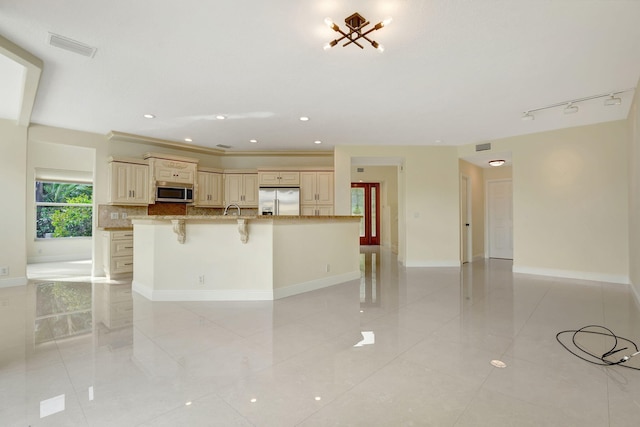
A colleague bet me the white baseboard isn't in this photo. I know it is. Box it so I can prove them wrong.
[132,280,274,301]
[0,276,28,288]
[513,265,629,285]
[631,280,640,309]
[28,254,91,264]
[132,270,361,302]
[273,270,361,300]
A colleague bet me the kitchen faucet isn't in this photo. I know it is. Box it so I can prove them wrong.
[223,203,241,216]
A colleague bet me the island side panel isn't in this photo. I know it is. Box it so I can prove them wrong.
[132,219,274,300]
[272,219,361,299]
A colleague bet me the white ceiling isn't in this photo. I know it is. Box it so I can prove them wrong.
[1,0,639,156]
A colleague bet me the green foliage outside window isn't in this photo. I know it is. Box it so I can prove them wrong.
[36,182,93,238]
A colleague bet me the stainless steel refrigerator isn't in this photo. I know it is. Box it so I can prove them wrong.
[258,188,300,216]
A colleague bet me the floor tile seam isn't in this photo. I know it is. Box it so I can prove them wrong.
[132,324,187,367]
[56,344,92,426]
[502,284,554,360]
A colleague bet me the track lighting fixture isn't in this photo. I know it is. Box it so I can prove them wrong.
[521,89,633,121]
[323,13,391,52]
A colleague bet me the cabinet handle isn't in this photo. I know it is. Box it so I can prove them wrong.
[124,246,133,249]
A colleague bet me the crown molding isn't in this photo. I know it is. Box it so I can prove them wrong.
[107,131,333,157]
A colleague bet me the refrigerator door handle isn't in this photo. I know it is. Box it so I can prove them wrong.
[275,198,279,215]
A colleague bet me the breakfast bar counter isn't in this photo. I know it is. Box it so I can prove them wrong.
[130,215,361,301]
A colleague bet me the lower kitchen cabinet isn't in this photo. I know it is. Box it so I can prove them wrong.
[103,230,134,279]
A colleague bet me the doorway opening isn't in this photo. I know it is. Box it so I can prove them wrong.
[351,182,380,245]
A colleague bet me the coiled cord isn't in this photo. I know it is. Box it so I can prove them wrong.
[556,325,640,371]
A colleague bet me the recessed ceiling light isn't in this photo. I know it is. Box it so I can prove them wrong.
[249,139,258,143]
[143,114,155,119]
[216,115,226,120]
[488,160,506,167]
[184,138,193,142]
[314,140,322,144]
[300,116,310,121]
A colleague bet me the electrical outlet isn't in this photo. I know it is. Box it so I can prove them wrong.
[198,275,205,285]
[325,264,330,273]
[0,266,9,276]
[110,212,119,220]
[121,212,127,219]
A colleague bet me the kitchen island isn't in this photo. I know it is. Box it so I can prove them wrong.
[130,215,361,301]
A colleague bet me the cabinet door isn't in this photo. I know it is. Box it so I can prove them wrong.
[300,205,317,216]
[110,163,131,204]
[225,174,243,205]
[130,164,149,204]
[279,171,300,186]
[317,205,334,216]
[299,172,317,204]
[258,171,280,186]
[242,174,259,206]
[316,172,334,205]
[197,172,211,205]
[210,173,223,206]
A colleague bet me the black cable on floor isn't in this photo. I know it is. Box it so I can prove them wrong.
[556,324,640,371]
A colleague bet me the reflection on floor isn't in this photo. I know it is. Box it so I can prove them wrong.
[2,247,640,426]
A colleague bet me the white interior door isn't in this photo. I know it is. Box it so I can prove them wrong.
[487,179,513,259]
[461,175,471,263]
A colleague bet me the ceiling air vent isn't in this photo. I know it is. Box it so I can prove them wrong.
[47,33,97,58]
[476,143,491,152]
[216,144,232,149]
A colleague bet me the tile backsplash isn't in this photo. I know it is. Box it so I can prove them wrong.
[97,205,147,228]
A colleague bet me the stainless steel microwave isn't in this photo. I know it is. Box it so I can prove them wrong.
[155,182,193,203]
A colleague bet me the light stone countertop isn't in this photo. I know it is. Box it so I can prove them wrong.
[130,215,359,221]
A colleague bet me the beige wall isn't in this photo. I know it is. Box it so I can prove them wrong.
[629,79,640,300]
[0,119,28,287]
[459,121,629,283]
[336,145,460,267]
[350,165,399,252]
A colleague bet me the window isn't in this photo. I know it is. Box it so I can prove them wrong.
[35,181,93,239]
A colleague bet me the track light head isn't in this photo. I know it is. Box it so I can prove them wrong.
[604,94,622,106]
[564,102,579,114]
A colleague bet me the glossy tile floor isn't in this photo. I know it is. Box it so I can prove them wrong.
[2,248,640,426]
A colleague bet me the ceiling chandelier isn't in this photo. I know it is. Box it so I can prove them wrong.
[323,13,392,52]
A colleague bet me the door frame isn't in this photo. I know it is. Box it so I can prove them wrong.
[460,174,472,264]
[351,182,380,245]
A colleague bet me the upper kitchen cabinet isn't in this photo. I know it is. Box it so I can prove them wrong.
[196,169,223,207]
[224,172,258,207]
[108,158,149,205]
[145,153,198,185]
[300,171,334,204]
[258,170,300,187]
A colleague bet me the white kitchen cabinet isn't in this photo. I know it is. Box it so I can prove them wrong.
[196,171,223,207]
[300,171,334,215]
[108,160,149,205]
[103,230,134,279]
[154,161,196,184]
[224,173,258,206]
[258,171,300,187]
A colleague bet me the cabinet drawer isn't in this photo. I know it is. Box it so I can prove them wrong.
[111,230,134,240]
[111,240,134,257]
[112,257,134,274]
